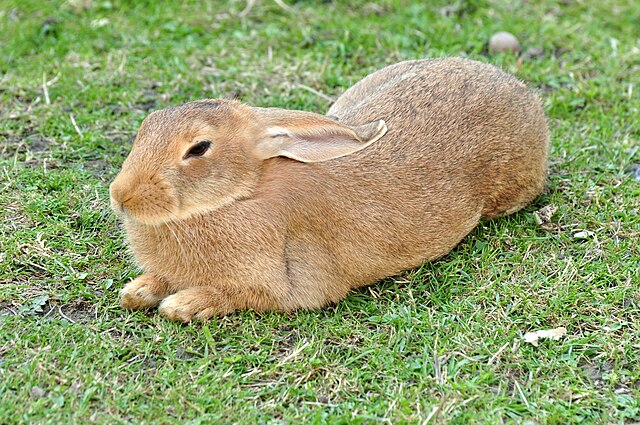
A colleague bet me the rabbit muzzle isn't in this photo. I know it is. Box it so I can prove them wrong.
[109,170,180,225]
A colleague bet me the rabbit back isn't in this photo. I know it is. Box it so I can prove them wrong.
[327,57,548,219]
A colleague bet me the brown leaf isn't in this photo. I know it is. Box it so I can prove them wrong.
[524,327,567,346]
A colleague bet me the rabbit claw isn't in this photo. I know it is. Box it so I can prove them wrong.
[158,287,230,323]
[120,274,168,310]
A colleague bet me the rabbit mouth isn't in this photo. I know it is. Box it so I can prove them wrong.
[110,176,181,225]
[112,196,181,225]
[111,191,239,225]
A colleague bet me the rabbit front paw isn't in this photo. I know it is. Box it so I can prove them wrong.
[120,274,169,310]
[158,287,234,322]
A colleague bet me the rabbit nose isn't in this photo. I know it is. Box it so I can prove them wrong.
[109,180,124,204]
[109,177,133,209]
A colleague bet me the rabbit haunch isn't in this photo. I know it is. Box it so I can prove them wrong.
[110,57,548,322]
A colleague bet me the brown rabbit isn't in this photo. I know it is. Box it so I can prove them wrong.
[110,57,548,322]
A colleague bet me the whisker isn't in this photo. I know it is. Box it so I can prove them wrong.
[163,209,207,272]
[157,204,189,265]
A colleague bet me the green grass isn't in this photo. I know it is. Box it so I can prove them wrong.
[1,0,639,423]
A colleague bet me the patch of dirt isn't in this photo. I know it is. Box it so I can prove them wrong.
[0,299,97,323]
[626,163,640,181]
[580,361,637,397]
[175,347,201,360]
[82,158,115,175]
[55,300,97,322]
[273,326,301,356]
[134,97,157,112]
[0,199,34,232]
[140,355,159,369]
[0,301,17,317]
[582,361,614,384]
[0,129,59,159]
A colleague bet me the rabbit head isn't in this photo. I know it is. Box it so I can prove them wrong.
[109,99,386,225]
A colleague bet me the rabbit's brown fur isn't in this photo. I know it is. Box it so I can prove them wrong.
[110,57,548,322]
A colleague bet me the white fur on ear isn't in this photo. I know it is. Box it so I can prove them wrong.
[356,120,387,145]
[266,127,291,138]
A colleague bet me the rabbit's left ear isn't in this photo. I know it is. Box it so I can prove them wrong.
[253,109,386,163]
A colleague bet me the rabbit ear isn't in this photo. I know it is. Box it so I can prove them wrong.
[254,112,387,163]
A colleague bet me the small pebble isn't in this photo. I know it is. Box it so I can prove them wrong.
[30,386,47,399]
[489,32,521,54]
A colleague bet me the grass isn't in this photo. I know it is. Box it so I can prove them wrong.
[0,0,639,423]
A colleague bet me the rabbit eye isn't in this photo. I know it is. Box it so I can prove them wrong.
[185,141,211,159]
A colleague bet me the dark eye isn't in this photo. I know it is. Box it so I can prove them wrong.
[185,141,211,159]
